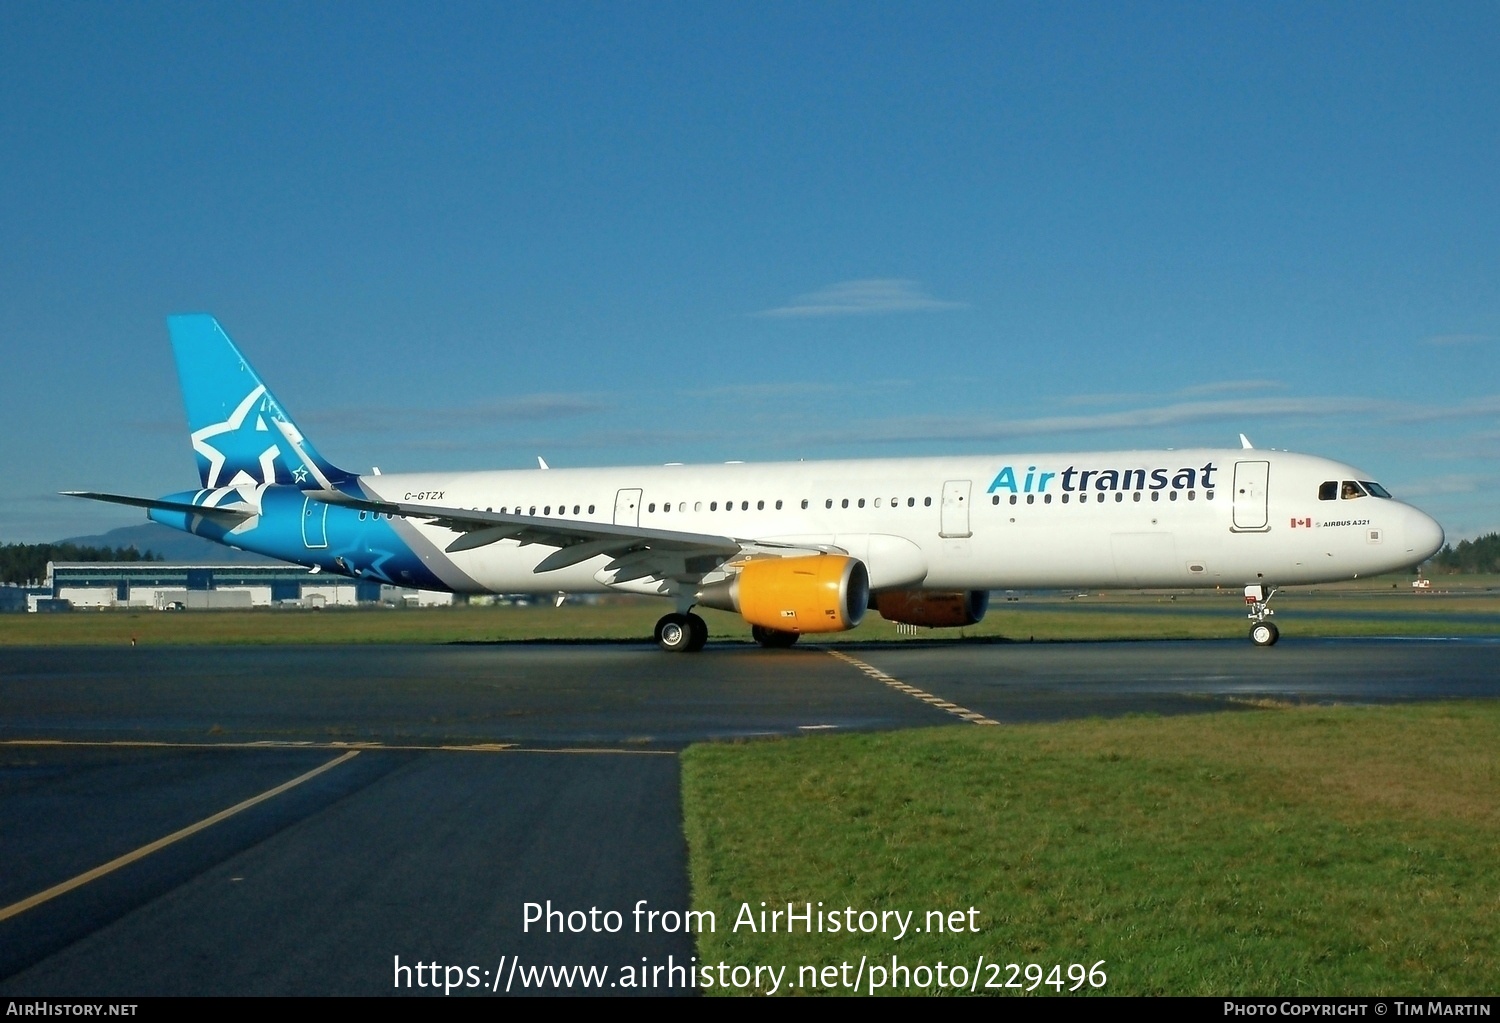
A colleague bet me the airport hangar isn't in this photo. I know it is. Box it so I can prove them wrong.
[31,562,456,611]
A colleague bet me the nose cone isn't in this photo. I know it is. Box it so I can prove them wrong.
[1404,507,1445,562]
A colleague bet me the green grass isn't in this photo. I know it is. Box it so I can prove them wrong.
[681,703,1500,995]
[2,583,1495,646]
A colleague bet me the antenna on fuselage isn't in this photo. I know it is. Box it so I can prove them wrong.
[1239,434,1254,449]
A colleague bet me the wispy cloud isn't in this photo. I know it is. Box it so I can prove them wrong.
[386,427,718,456]
[684,378,910,401]
[302,393,608,433]
[1399,472,1500,497]
[1062,380,1284,408]
[1176,379,1284,397]
[1421,333,1492,346]
[685,380,846,401]
[1389,395,1500,424]
[797,396,1386,447]
[755,279,965,318]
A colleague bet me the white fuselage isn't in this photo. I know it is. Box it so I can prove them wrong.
[359,448,1444,597]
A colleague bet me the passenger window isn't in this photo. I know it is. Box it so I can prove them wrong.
[588,505,596,514]
[1027,494,1035,505]
[694,502,701,512]
[908,497,915,507]
[992,495,999,505]
[776,500,783,510]
[1319,481,1338,501]
[757,500,764,510]
[874,498,881,508]
[1044,494,1052,504]
[710,501,718,511]
[857,498,865,508]
[1061,493,1069,504]
[1132,492,1140,502]
[742,501,749,511]
[825,499,833,509]
[924,497,932,507]
[842,499,849,508]
[648,503,655,513]
[1009,495,1017,506]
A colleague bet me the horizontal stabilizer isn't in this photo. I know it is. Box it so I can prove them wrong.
[62,491,254,524]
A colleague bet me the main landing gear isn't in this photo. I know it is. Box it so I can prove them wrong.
[751,625,799,649]
[655,612,708,653]
[1245,585,1279,647]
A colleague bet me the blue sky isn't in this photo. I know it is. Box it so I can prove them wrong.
[2,1,1497,543]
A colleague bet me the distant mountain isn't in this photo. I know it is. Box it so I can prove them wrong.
[61,522,284,564]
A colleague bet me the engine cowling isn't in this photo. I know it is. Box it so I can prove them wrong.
[698,555,869,634]
[873,589,989,628]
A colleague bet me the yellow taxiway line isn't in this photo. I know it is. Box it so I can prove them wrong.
[0,750,361,923]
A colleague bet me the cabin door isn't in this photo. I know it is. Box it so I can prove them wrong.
[302,495,329,548]
[940,480,973,538]
[1232,460,1270,531]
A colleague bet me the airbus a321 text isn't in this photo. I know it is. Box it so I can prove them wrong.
[69,316,1446,651]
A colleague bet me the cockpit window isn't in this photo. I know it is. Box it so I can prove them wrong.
[1318,481,1338,501]
[1340,481,1367,500]
[1362,481,1392,499]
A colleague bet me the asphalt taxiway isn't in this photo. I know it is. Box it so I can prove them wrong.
[2,638,1497,994]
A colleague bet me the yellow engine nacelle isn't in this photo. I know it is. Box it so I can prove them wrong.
[873,589,989,628]
[697,555,869,634]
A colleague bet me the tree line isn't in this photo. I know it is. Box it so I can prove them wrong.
[0,543,163,586]
[1428,533,1500,574]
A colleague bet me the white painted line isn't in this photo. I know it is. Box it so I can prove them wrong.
[825,650,999,726]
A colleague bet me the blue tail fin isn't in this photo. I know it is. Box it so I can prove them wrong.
[169,314,352,490]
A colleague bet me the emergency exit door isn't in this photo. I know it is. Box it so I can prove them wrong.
[614,488,642,527]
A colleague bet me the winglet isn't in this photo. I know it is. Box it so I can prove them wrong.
[1239,434,1254,449]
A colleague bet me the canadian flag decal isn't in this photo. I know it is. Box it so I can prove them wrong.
[1290,517,1313,528]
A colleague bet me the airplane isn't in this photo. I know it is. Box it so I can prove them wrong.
[68,315,1446,651]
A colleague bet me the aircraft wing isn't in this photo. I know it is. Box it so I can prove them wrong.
[314,490,832,583]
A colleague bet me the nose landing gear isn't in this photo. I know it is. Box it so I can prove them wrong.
[1245,585,1279,646]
